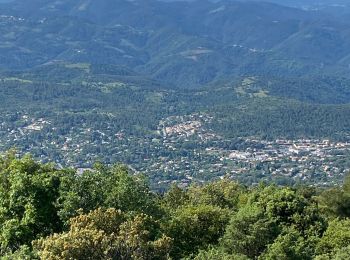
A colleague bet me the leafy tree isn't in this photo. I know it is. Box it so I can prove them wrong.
[221,204,279,259]
[315,245,350,260]
[103,165,160,216]
[318,175,350,218]
[260,227,316,260]
[34,226,114,260]
[56,166,107,224]
[222,186,326,259]
[1,245,38,260]
[187,179,244,209]
[165,204,230,258]
[162,184,189,211]
[68,207,127,234]
[253,186,326,237]
[0,153,65,253]
[34,208,172,260]
[193,247,249,260]
[316,218,350,256]
[57,164,162,224]
[116,214,172,260]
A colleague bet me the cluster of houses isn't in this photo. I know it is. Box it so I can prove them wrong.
[1,112,349,188]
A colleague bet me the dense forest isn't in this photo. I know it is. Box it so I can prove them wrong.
[0,64,350,188]
[0,152,350,259]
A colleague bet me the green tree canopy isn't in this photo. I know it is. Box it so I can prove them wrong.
[0,153,66,253]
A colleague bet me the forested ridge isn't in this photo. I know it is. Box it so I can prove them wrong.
[0,152,350,259]
[1,64,350,188]
[1,0,350,87]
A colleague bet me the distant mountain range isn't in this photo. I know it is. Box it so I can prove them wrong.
[0,0,349,87]
[163,0,350,8]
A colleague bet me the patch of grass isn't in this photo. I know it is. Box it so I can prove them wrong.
[146,92,164,104]
[2,77,33,83]
[65,63,91,73]
[253,90,269,98]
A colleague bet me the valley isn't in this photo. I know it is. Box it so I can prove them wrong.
[2,1,350,259]
[2,110,350,190]
[0,0,349,189]
[0,60,350,189]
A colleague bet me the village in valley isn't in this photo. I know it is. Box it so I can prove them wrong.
[0,112,350,189]
[150,114,350,187]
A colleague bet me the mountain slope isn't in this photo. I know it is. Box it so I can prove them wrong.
[0,0,350,87]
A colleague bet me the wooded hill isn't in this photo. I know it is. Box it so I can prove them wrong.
[1,152,350,259]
